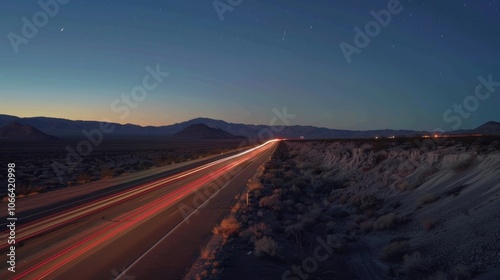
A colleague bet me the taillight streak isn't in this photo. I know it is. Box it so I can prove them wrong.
[12,148,263,280]
[0,142,274,249]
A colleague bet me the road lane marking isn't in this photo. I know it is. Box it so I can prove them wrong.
[8,142,277,279]
[115,142,277,280]
[0,142,278,245]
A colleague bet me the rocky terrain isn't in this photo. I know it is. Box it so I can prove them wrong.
[187,136,500,280]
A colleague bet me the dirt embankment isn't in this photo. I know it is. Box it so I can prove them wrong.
[186,137,500,280]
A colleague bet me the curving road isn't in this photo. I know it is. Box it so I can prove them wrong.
[0,140,278,280]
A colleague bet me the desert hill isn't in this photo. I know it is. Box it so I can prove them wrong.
[171,124,246,140]
[0,122,58,141]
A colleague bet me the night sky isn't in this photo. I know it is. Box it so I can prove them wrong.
[1,0,499,131]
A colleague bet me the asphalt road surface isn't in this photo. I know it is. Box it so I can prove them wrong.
[0,140,278,279]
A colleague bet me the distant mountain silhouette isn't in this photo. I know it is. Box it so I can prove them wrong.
[172,124,246,140]
[0,122,58,141]
[0,114,498,139]
[472,121,500,135]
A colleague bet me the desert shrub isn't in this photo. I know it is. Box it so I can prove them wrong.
[300,217,317,229]
[254,236,280,257]
[284,170,296,181]
[285,222,305,236]
[241,215,249,224]
[273,188,283,195]
[76,172,92,184]
[339,195,349,204]
[259,193,282,211]
[198,270,208,279]
[283,199,296,209]
[300,205,322,227]
[364,208,378,218]
[452,156,476,172]
[326,221,336,233]
[327,234,348,253]
[295,203,306,213]
[380,241,410,262]
[351,194,382,212]
[200,244,214,260]
[417,193,438,206]
[15,183,45,196]
[402,251,427,276]
[231,202,242,213]
[211,268,219,275]
[346,222,359,233]
[353,215,367,224]
[359,220,374,233]
[239,223,271,243]
[290,184,301,195]
[213,216,240,238]
[100,168,114,179]
[422,219,434,231]
[248,179,263,191]
[375,213,401,230]
[310,178,328,194]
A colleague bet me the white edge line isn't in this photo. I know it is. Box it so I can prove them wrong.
[114,142,275,279]
[0,141,277,227]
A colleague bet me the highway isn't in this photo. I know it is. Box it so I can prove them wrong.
[0,139,279,279]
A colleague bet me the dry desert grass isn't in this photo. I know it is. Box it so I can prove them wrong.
[186,137,500,280]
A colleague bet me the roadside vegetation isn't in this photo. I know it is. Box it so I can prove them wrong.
[187,136,500,280]
[0,139,249,199]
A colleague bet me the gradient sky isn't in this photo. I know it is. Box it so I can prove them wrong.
[1,0,499,130]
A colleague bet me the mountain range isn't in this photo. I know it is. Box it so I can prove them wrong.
[0,121,58,141]
[0,114,498,140]
[172,124,246,140]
